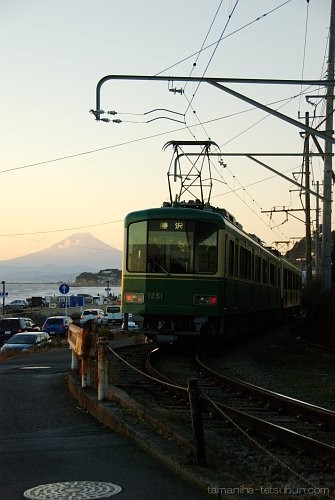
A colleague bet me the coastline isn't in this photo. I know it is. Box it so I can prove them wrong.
[1,283,122,304]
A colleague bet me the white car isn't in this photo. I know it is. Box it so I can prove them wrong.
[105,305,125,325]
[79,309,106,325]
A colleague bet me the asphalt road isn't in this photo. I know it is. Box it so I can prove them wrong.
[0,347,208,500]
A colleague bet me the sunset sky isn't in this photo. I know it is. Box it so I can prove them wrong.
[1,0,332,261]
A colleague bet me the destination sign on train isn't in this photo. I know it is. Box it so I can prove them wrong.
[158,221,185,231]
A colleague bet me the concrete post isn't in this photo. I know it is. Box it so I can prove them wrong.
[71,349,78,370]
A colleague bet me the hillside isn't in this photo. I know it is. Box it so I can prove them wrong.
[74,269,121,286]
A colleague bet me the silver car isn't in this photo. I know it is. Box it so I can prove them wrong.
[79,309,106,325]
[0,332,51,352]
[5,299,29,311]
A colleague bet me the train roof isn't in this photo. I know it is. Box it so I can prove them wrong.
[125,201,259,242]
[125,205,226,227]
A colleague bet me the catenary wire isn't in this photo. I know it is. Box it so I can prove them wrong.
[298,0,310,114]
[183,0,224,94]
[155,0,294,77]
[183,0,239,115]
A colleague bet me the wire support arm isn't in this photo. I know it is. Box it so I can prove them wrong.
[246,155,324,200]
[94,75,334,144]
[208,80,335,145]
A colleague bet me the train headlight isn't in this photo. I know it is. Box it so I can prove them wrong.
[124,292,144,304]
[193,294,217,305]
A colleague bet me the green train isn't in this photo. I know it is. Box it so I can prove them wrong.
[122,200,301,344]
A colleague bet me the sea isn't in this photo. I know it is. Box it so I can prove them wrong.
[2,283,122,303]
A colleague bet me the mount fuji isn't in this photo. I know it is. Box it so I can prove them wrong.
[0,233,122,282]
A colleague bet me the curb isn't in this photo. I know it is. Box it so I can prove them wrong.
[68,371,229,498]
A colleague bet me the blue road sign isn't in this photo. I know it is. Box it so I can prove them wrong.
[0,292,8,297]
[59,283,70,295]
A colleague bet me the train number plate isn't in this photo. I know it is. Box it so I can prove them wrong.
[148,292,163,300]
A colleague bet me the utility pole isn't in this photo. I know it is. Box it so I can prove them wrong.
[315,181,321,274]
[322,0,335,290]
[305,113,313,285]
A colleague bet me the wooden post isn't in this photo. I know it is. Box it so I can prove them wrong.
[123,312,129,331]
[81,322,94,388]
[81,356,90,388]
[97,336,109,401]
[187,378,207,466]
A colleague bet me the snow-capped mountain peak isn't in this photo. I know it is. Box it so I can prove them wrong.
[0,233,122,281]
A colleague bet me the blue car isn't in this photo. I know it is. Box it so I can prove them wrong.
[41,316,73,336]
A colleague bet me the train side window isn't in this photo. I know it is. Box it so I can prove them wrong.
[127,221,147,272]
[255,255,261,282]
[251,252,255,281]
[228,240,235,276]
[194,222,217,273]
[239,247,244,278]
[262,259,268,284]
[239,247,251,279]
[235,242,239,277]
[269,263,276,286]
[246,249,252,280]
[240,248,252,280]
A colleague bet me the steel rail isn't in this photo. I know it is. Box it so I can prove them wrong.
[211,400,335,463]
[196,353,335,427]
[145,348,335,462]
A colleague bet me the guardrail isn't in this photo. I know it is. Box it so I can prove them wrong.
[68,322,108,400]
[68,322,207,465]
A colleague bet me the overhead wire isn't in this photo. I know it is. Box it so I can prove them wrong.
[183,0,224,93]
[0,219,123,237]
[1,0,304,179]
[175,0,304,242]
[154,0,294,77]
[0,86,322,176]
[183,0,240,116]
[3,0,327,247]
[298,0,310,114]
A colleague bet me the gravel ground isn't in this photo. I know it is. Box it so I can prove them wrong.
[110,329,335,497]
[212,321,335,411]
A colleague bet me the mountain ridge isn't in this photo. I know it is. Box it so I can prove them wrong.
[0,233,122,281]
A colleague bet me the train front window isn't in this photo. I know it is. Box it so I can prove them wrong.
[127,220,217,274]
[147,220,194,273]
[127,221,147,272]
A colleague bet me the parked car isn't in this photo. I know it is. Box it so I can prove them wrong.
[121,321,139,331]
[41,316,73,336]
[0,317,40,346]
[79,309,106,325]
[5,299,29,311]
[105,305,125,325]
[0,332,51,353]
[76,293,93,304]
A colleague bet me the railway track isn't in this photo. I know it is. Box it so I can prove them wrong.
[144,348,335,464]
[197,352,335,461]
[106,341,335,493]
